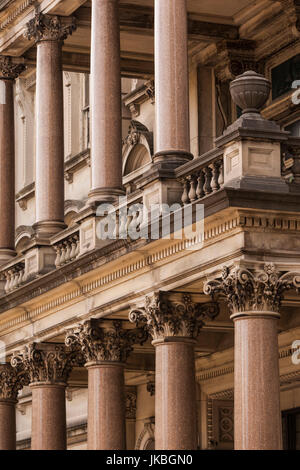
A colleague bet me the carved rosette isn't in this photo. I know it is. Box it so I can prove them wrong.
[0,56,25,80]
[25,13,76,43]
[11,342,84,386]
[0,363,29,401]
[204,262,300,317]
[65,319,148,364]
[129,292,219,341]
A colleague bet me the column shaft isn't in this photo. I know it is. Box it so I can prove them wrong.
[87,363,126,450]
[0,399,16,450]
[0,79,15,261]
[155,340,197,450]
[31,384,66,450]
[155,0,191,161]
[35,40,65,234]
[234,315,282,450]
[89,0,123,202]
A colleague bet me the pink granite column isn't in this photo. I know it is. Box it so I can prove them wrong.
[154,0,192,164]
[11,342,80,451]
[0,58,24,264]
[129,294,217,450]
[25,14,76,236]
[89,0,124,203]
[204,263,300,450]
[233,313,282,450]
[31,384,67,450]
[0,362,27,450]
[87,362,125,450]
[65,319,147,450]
[154,338,197,449]
[0,399,16,450]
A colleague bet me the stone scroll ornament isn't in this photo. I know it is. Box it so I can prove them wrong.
[204,262,300,315]
[0,363,29,401]
[0,57,25,80]
[65,319,149,364]
[25,12,76,42]
[11,342,85,385]
[129,292,219,341]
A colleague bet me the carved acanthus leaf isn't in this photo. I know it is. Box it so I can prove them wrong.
[126,390,137,419]
[0,56,25,80]
[65,319,148,364]
[0,363,29,400]
[129,292,219,340]
[25,13,76,42]
[204,262,300,315]
[11,342,84,385]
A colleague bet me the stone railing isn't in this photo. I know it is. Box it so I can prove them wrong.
[0,259,26,294]
[175,148,224,205]
[51,228,80,268]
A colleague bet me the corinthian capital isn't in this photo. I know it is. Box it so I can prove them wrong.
[65,319,148,364]
[0,363,28,401]
[25,13,76,43]
[0,56,25,80]
[129,292,219,341]
[204,262,300,317]
[11,342,84,386]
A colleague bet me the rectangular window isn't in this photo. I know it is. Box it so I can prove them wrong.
[282,408,300,450]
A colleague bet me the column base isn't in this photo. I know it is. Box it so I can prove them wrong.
[153,150,193,168]
[33,220,67,237]
[0,249,16,266]
[88,187,125,205]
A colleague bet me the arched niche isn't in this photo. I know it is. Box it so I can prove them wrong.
[122,121,153,186]
[135,419,155,450]
[15,226,34,254]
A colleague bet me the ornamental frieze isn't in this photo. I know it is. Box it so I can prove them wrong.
[129,292,219,341]
[204,262,300,315]
[25,13,76,43]
[11,342,84,385]
[65,319,148,364]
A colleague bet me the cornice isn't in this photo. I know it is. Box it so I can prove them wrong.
[1,208,300,338]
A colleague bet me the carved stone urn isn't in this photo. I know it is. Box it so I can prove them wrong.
[229,70,271,114]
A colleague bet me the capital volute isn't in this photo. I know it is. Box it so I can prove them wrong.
[0,56,25,80]
[0,363,29,401]
[65,319,148,365]
[204,262,300,318]
[25,13,76,43]
[129,292,219,342]
[11,342,84,386]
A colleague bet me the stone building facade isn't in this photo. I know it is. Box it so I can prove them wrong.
[0,0,299,451]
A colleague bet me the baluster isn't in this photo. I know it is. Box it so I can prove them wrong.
[204,166,213,195]
[70,238,77,260]
[64,241,71,263]
[55,245,62,267]
[218,161,224,187]
[188,175,197,202]
[196,170,205,199]
[4,272,10,293]
[74,235,80,257]
[211,162,220,192]
[181,178,190,205]
[60,243,66,265]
